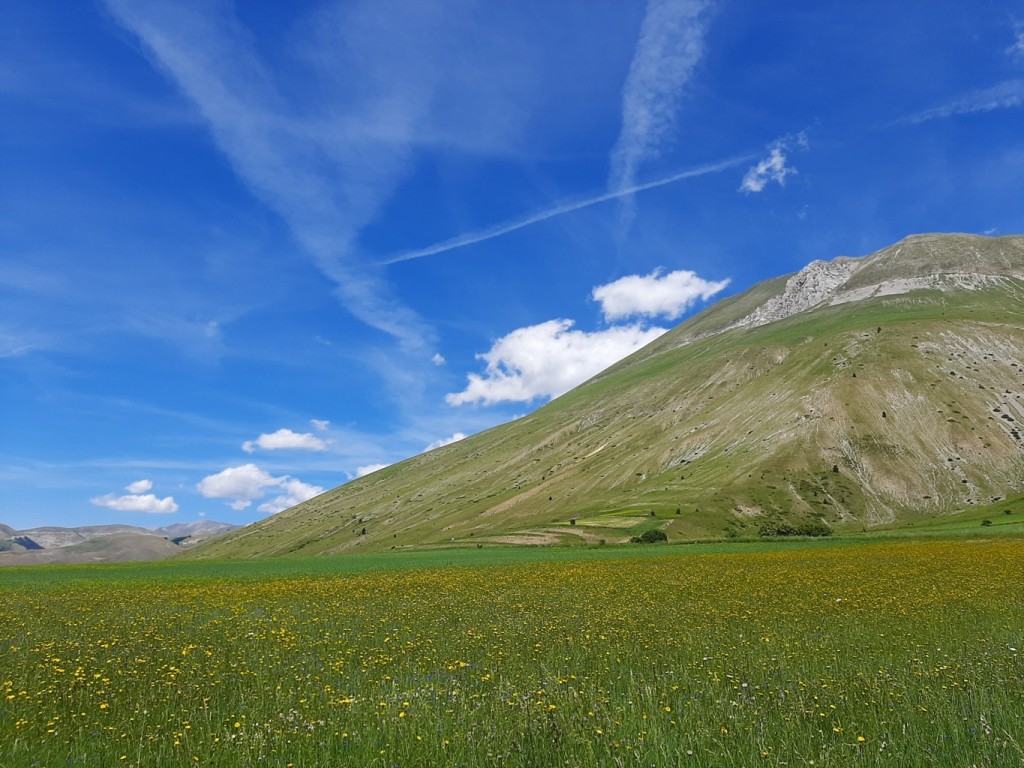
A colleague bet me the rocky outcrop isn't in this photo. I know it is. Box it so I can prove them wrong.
[729,234,1024,333]
[738,258,860,329]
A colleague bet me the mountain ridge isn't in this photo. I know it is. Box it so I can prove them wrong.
[621,233,1024,364]
[186,233,1024,559]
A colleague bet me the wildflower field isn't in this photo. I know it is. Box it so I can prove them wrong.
[1,537,1022,767]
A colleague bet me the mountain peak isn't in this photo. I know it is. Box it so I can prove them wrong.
[188,233,1024,559]
[724,233,1024,334]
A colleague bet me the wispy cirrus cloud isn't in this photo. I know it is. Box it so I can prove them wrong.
[1009,22,1024,59]
[101,0,473,353]
[609,0,715,229]
[896,79,1024,124]
[0,326,52,358]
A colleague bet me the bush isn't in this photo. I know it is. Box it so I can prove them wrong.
[759,521,832,538]
[630,529,668,544]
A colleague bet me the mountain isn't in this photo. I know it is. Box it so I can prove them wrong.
[0,520,239,565]
[189,233,1024,559]
[156,520,240,541]
[0,533,184,566]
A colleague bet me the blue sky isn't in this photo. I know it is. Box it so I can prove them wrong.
[3,0,1023,529]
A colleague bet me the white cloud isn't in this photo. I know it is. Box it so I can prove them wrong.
[197,464,277,510]
[242,428,328,454]
[741,147,793,193]
[310,419,330,432]
[1009,23,1024,59]
[740,132,808,194]
[356,463,391,478]
[593,269,729,321]
[91,488,178,514]
[125,478,153,494]
[0,326,52,358]
[102,0,445,351]
[447,319,667,406]
[257,478,325,515]
[431,353,446,366]
[609,0,715,226]
[197,463,323,513]
[898,79,1024,124]
[426,432,467,451]
[103,1,593,354]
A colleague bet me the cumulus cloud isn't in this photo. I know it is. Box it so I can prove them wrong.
[242,428,328,454]
[356,463,391,478]
[448,263,730,406]
[609,0,715,227]
[593,269,729,321]
[91,479,178,514]
[126,478,154,494]
[447,320,667,406]
[310,419,330,432]
[197,464,278,510]
[431,353,446,366]
[426,432,467,451]
[196,463,323,513]
[257,477,324,515]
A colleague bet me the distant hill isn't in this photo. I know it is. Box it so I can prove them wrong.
[0,520,238,565]
[157,519,239,541]
[186,233,1024,559]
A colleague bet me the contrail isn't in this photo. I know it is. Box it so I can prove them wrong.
[379,154,754,266]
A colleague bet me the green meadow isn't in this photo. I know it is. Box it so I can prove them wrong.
[2,536,1023,767]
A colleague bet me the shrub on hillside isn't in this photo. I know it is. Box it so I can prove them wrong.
[758,521,832,538]
[630,529,668,544]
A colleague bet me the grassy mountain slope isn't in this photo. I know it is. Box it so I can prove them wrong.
[191,234,1024,558]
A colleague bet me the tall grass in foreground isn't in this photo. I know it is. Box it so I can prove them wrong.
[1,538,1022,767]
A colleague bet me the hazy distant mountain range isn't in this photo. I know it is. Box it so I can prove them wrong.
[0,520,238,565]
